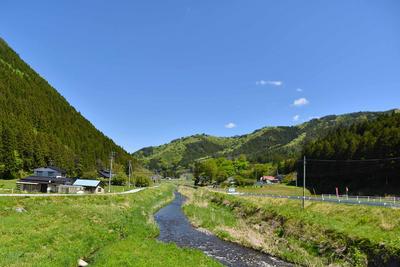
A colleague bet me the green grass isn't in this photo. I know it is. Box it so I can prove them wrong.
[103,184,132,193]
[180,186,400,266]
[0,179,17,192]
[237,184,312,196]
[0,184,221,267]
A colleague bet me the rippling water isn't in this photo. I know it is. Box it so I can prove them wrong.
[154,192,292,267]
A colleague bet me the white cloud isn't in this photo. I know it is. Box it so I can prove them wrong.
[293,115,300,122]
[225,122,236,129]
[296,88,303,92]
[293,97,309,107]
[256,80,283,86]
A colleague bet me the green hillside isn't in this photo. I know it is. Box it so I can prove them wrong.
[302,110,400,195]
[0,38,137,178]
[134,111,393,171]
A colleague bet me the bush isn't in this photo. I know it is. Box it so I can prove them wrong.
[134,175,152,187]
[112,172,128,185]
[234,176,255,186]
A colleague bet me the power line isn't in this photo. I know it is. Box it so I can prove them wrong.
[299,156,400,163]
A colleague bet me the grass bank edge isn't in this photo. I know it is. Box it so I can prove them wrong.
[179,186,400,267]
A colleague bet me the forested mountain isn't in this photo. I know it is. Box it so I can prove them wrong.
[301,110,400,195]
[0,38,137,179]
[134,110,392,172]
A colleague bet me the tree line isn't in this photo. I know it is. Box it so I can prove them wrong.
[193,155,282,186]
[300,112,400,195]
[0,38,140,179]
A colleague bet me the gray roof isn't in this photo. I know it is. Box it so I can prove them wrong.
[34,166,66,173]
[98,170,115,178]
[19,176,74,185]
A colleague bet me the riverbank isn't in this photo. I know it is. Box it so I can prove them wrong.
[179,186,400,266]
[155,191,290,267]
[0,184,219,266]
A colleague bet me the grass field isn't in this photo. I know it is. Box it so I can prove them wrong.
[103,184,133,193]
[180,186,400,267]
[236,184,312,196]
[0,179,17,191]
[0,184,221,267]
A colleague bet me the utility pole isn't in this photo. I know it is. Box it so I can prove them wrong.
[109,151,115,193]
[302,156,306,209]
[128,160,132,188]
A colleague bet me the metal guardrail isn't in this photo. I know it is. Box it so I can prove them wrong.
[212,189,400,208]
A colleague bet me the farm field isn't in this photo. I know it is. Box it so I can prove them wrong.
[0,184,220,267]
[180,186,400,266]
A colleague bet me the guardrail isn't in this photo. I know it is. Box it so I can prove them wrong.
[211,189,400,208]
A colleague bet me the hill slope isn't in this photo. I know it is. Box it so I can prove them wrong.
[134,111,394,169]
[302,110,400,194]
[0,38,135,178]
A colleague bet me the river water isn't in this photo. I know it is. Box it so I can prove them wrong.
[154,192,292,267]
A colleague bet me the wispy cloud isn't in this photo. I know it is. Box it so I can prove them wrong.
[293,97,309,107]
[225,122,236,129]
[293,115,300,122]
[256,80,283,86]
[296,88,303,92]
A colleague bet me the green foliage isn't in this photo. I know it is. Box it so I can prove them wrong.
[302,112,400,195]
[0,38,140,178]
[135,110,391,174]
[112,172,128,186]
[134,175,152,187]
[193,156,276,186]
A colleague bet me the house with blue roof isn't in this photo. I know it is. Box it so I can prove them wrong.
[73,179,104,194]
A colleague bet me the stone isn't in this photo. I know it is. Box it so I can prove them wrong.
[15,207,26,213]
[78,259,89,266]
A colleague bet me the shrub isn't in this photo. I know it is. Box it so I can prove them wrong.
[134,175,152,187]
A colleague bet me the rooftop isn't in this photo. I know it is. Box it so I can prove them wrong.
[73,179,101,187]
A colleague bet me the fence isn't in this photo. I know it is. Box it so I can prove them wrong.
[219,190,400,208]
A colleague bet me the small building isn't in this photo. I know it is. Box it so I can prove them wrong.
[260,175,280,184]
[151,174,162,183]
[98,169,115,179]
[57,184,84,194]
[73,179,104,194]
[17,176,74,193]
[33,166,66,178]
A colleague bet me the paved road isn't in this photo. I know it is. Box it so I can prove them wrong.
[0,187,146,197]
[224,192,400,208]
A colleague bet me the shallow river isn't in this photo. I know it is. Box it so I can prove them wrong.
[154,192,292,267]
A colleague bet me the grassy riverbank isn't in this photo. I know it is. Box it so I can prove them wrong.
[0,184,221,267]
[180,186,400,266]
[236,184,312,196]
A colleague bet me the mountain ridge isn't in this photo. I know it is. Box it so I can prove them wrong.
[134,109,399,170]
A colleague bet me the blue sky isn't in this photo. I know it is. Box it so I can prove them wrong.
[1,1,400,152]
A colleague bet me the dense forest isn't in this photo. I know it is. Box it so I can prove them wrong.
[0,38,139,179]
[300,111,400,195]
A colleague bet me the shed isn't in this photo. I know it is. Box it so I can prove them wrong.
[73,179,104,194]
